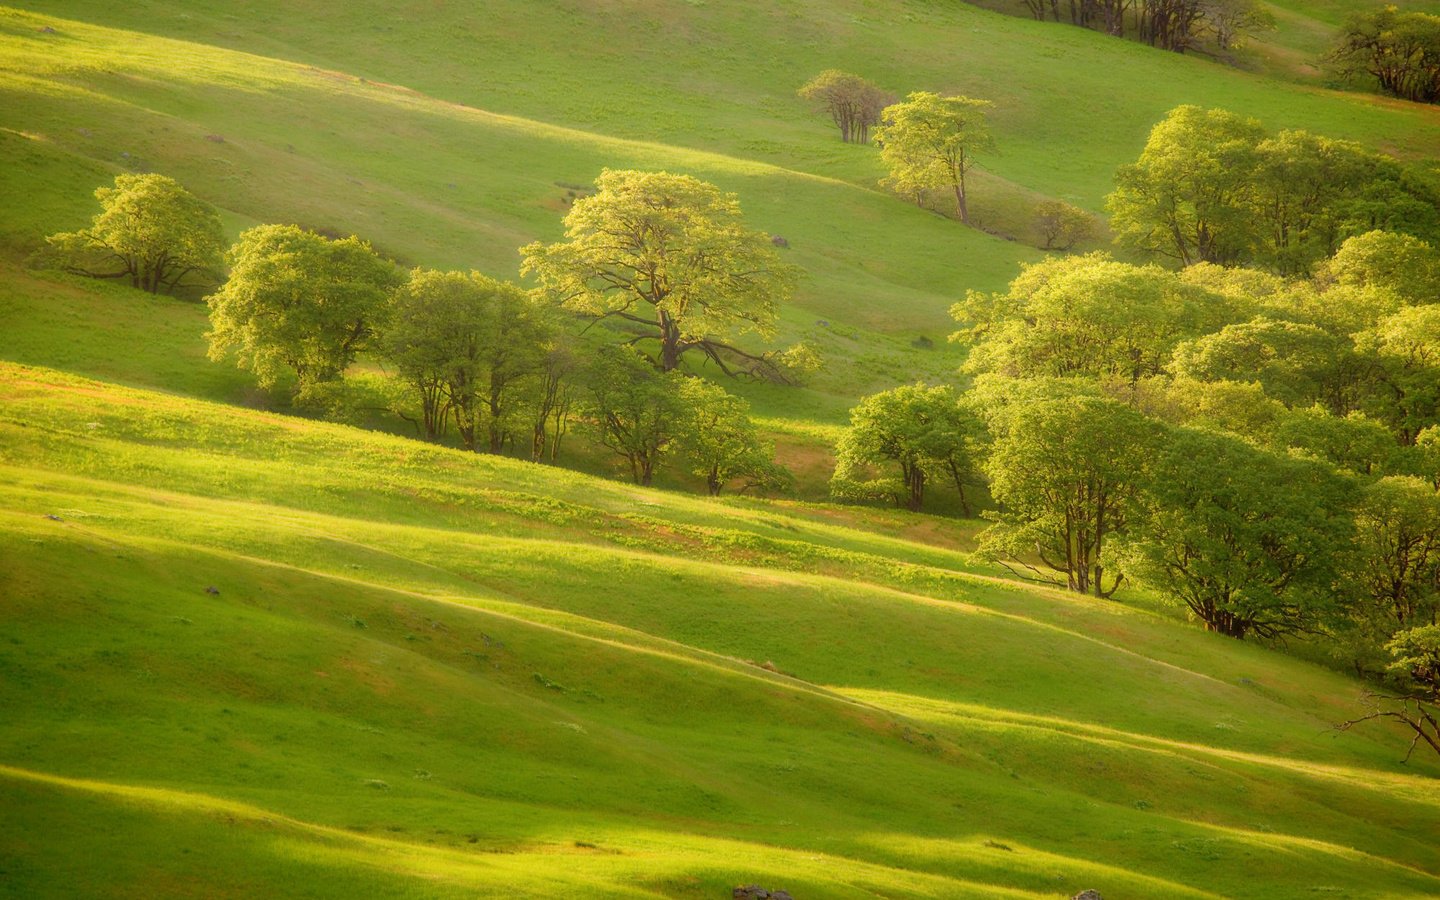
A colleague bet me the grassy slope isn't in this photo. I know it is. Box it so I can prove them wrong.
[2,361,1438,898]
[2,1,1438,416]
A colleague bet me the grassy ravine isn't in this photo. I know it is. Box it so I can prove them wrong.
[1,361,1439,899]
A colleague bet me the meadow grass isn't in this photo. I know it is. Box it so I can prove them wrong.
[1,363,1438,897]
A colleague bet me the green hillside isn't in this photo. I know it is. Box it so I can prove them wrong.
[3,362,1438,898]
[3,0,1440,896]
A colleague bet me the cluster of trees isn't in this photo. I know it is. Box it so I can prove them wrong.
[1330,6,1440,104]
[837,242,1440,634]
[830,237,1440,753]
[1017,0,1274,54]
[1108,105,1440,275]
[47,171,804,495]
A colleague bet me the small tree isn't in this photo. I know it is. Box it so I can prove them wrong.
[874,92,994,224]
[1034,200,1096,251]
[979,395,1158,596]
[674,379,785,495]
[42,173,224,295]
[206,225,401,395]
[582,346,686,486]
[798,70,891,144]
[830,384,984,513]
[382,269,550,452]
[521,169,799,377]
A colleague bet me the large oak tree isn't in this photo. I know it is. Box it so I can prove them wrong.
[521,169,797,378]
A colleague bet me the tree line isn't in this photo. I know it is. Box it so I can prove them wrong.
[41,169,810,495]
[1016,0,1275,55]
[1329,6,1440,105]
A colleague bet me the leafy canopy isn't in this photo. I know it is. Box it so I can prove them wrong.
[874,91,994,223]
[383,269,551,452]
[206,224,401,393]
[43,173,224,295]
[520,169,797,377]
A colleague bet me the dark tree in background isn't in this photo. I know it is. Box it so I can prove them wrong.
[798,70,892,144]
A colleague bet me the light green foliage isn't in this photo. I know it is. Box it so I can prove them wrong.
[797,70,890,144]
[1349,477,1440,632]
[205,225,401,394]
[581,346,687,485]
[520,169,797,377]
[1387,626,1440,695]
[1248,129,1375,274]
[5,363,1440,896]
[1108,105,1266,266]
[1128,375,1286,443]
[1119,426,1354,639]
[831,384,986,514]
[1170,317,1352,409]
[874,92,994,223]
[40,174,223,294]
[1033,199,1096,251]
[383,269,551,452]
[1109,106,1437,273]
[674,378,787,496]
[957,253,1219,385]
[1369,625,1440,759]
[1324,230,1440,306]
[979,395,1158,597]
[1418,426,1440,488]
[1272,405,1398,475]
[1355,304,1440,444]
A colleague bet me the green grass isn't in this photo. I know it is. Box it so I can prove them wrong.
[2,362,1439,897]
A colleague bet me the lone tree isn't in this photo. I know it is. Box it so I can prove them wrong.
[206,225,401,395]
[42,173,224,295]
[1034,200,1096,251]
[521,169,798,378]
[797,70,891,143]
[874,92,994,224]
